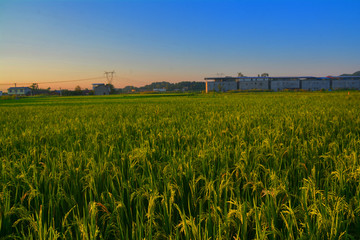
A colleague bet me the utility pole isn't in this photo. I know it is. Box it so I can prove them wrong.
[104,71,115,85]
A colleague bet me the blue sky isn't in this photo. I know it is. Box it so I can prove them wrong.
[1,0,359,90]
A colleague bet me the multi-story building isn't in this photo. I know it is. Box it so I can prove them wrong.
[204,76,360,92]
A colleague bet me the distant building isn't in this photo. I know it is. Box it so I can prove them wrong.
[7,87,31,95]
[153,88,166,92]
[0,91,2,96]
[204,75,360,92]
[92,83,110,95]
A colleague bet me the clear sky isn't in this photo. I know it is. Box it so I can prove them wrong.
[1,0,359,91]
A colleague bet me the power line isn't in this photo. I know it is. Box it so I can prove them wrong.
[0,76,106,86]
[114,76,153,85]
[36,76,106,84]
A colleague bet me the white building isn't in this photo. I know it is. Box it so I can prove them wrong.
[205,76,360,92]
[7,87,31,95]
[153,88,166,92]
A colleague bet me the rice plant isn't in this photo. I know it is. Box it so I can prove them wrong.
[0,92,359,239]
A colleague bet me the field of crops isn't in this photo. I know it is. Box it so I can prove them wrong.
[1,92,360,239]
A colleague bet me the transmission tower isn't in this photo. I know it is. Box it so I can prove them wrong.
[104,71,115,85]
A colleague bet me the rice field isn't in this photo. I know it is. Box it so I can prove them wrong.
[1,92,360,239]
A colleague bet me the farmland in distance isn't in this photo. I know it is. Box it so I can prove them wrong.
[1,92,360,239]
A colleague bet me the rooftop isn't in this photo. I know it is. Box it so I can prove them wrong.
[204,76,360,81]
[8,87,31,90]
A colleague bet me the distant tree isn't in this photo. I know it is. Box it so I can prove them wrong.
[341,71,360,76]
[122,86,136,93]
[30,83,39,90]
[117,81,205,93]
[107,84,116,94]
[75,85,81,91]
[74,85,83,95]
[30,83,39,95]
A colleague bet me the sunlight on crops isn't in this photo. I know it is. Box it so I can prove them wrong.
[1,92,360,239]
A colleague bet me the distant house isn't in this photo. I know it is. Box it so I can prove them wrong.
[153,88,166,92]
[92,83,110,95]
[7,87,31,95]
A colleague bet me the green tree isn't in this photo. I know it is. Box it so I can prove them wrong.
[30,83,39,95]
[107,84,116,94]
